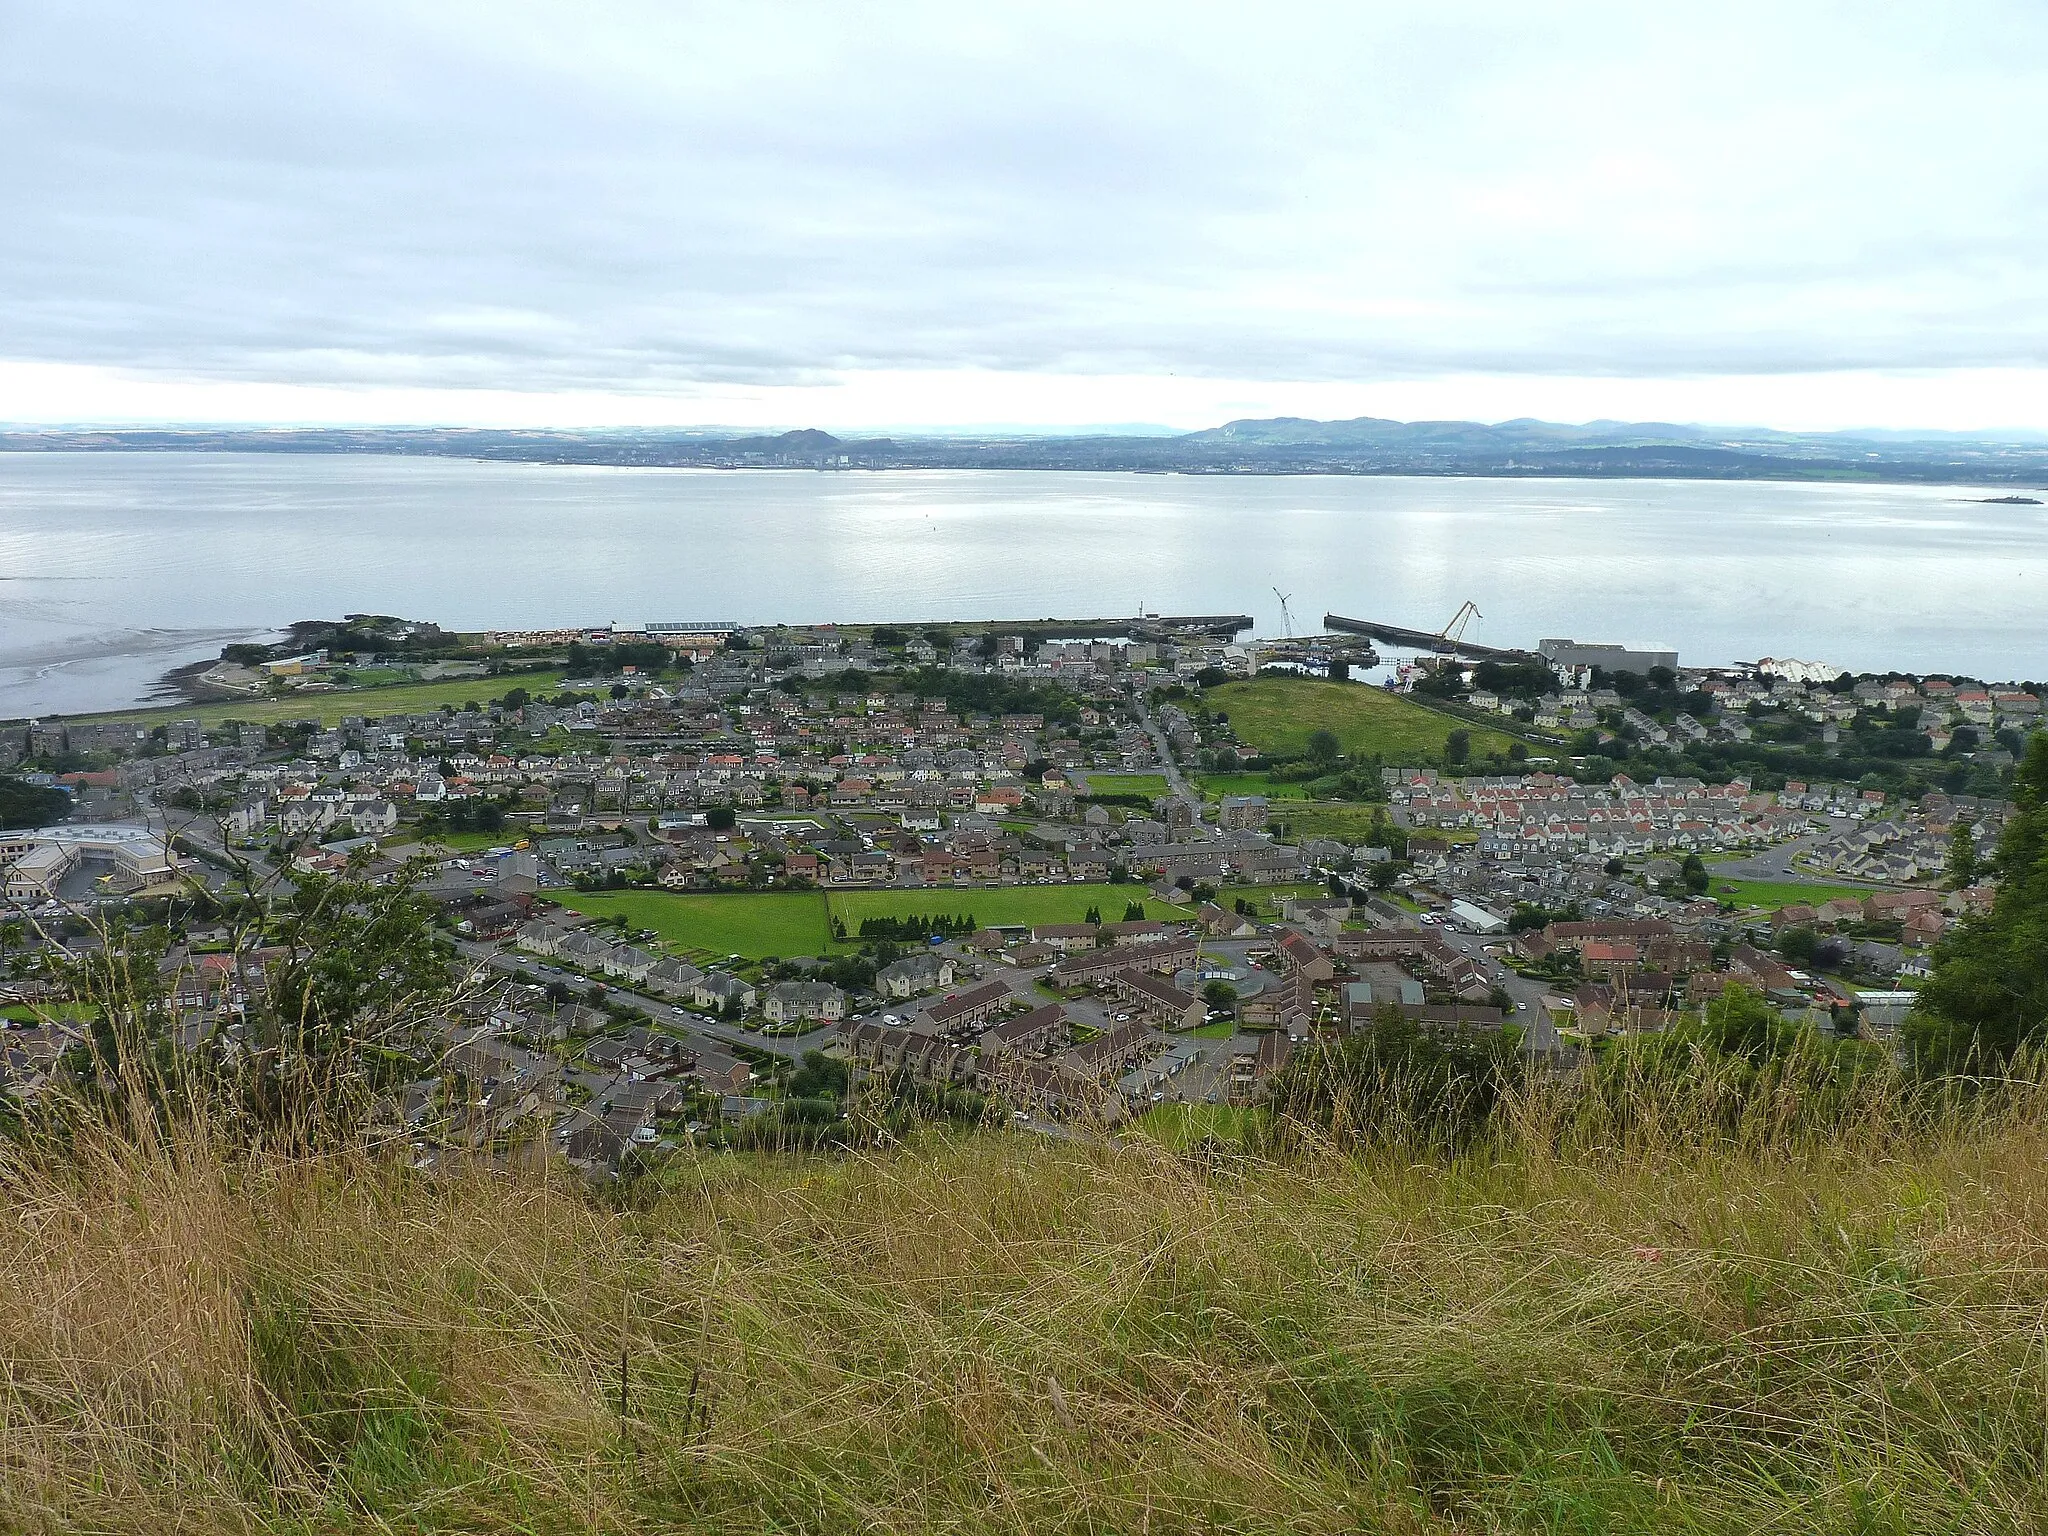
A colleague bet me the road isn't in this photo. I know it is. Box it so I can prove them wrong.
[1428,922,1562,1055]
[459,940,840,1061]
[1137,701,1194,800]
[1705,818,1893,888]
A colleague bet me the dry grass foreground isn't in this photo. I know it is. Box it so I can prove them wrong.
[5,1114,2048,1534]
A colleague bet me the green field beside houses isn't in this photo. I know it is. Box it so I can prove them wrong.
[1076,772,1171,800]
[551,882,1201,961]
[1204,676,1520,766]
[1265,802,1394,844]
[423,829,520,854]
[1190,770,1314,801]
[1217,882,1325,916]
[828,883,1195,932]
[552,890,834,960]
[69,670,567,729]
[1710,876,1890,912]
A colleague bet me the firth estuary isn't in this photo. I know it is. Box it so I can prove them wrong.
[1,450,2043,717]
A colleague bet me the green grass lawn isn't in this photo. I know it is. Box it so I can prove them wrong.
[1178,1019,1239,1039]
[548,883,1200,961]
[1,1002,94,1025]
[423,829,520,854]
[1217,882,1324,917]
[1266,801,1392,844]
[1711,877,1889,911]
[1079,772,1170,800]
[827,883,1196,932]
[1132,1102,1260,1147]
[552,890,833,960]
[1205,676,1519,766]
[1191,771,1313,801]
[67,670,566,728]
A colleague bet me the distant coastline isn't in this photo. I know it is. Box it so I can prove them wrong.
[8,413,2048,487]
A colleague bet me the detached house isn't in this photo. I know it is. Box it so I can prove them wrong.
[763,980,848,1025]
[876,951,957,999]
[691,973,758,1014]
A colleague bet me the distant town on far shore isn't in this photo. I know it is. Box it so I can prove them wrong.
[10,412,2048,484]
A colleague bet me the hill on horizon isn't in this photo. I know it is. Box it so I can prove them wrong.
[8,412,2048,481]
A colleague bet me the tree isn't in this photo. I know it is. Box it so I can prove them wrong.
[1908,731,2048,1072]
[1202,980,1238,1012]
[1694,982,1784,1060]
[0,776,71,827]
[1778,926,1821,965]
[1413,667,1467,701]
[1948,821,1978,889]
[704,806,736,831]
[1305,729,1341,768]
[1444,729,1471,767]
[207,867,458,1141]
[1122,901,1147,922]
[1680,852,1709,896]
[1473,659,1552,697]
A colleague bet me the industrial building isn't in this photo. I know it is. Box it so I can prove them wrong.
[0,824,179,901]
[1537,638,1679,677]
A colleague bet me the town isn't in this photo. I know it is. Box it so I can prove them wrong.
[0,610,2037,1171]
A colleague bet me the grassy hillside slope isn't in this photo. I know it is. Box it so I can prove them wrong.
[10,1117,2048,1534]
[1207,676,1519,764]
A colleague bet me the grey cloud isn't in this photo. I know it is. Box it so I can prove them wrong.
[6,0,2048,400]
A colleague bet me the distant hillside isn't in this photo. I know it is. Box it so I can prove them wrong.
[7,414,2048,482]
[1185,414,1719,449]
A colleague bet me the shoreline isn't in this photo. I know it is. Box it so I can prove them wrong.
[2,441,2047,491]
[152,654,251,706]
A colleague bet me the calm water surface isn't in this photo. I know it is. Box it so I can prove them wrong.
[0,452,2043,717]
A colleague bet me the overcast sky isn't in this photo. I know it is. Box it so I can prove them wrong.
[6,1,2048,431]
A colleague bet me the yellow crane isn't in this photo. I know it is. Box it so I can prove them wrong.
[1437,600,1482,651]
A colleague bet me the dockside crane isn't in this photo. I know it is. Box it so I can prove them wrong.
[1272,588,1297,640]
[1437,600,1482,651]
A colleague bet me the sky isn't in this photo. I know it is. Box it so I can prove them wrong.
[5,1,2048,433]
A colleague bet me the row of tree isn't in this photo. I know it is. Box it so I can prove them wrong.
[837,912,979,942]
